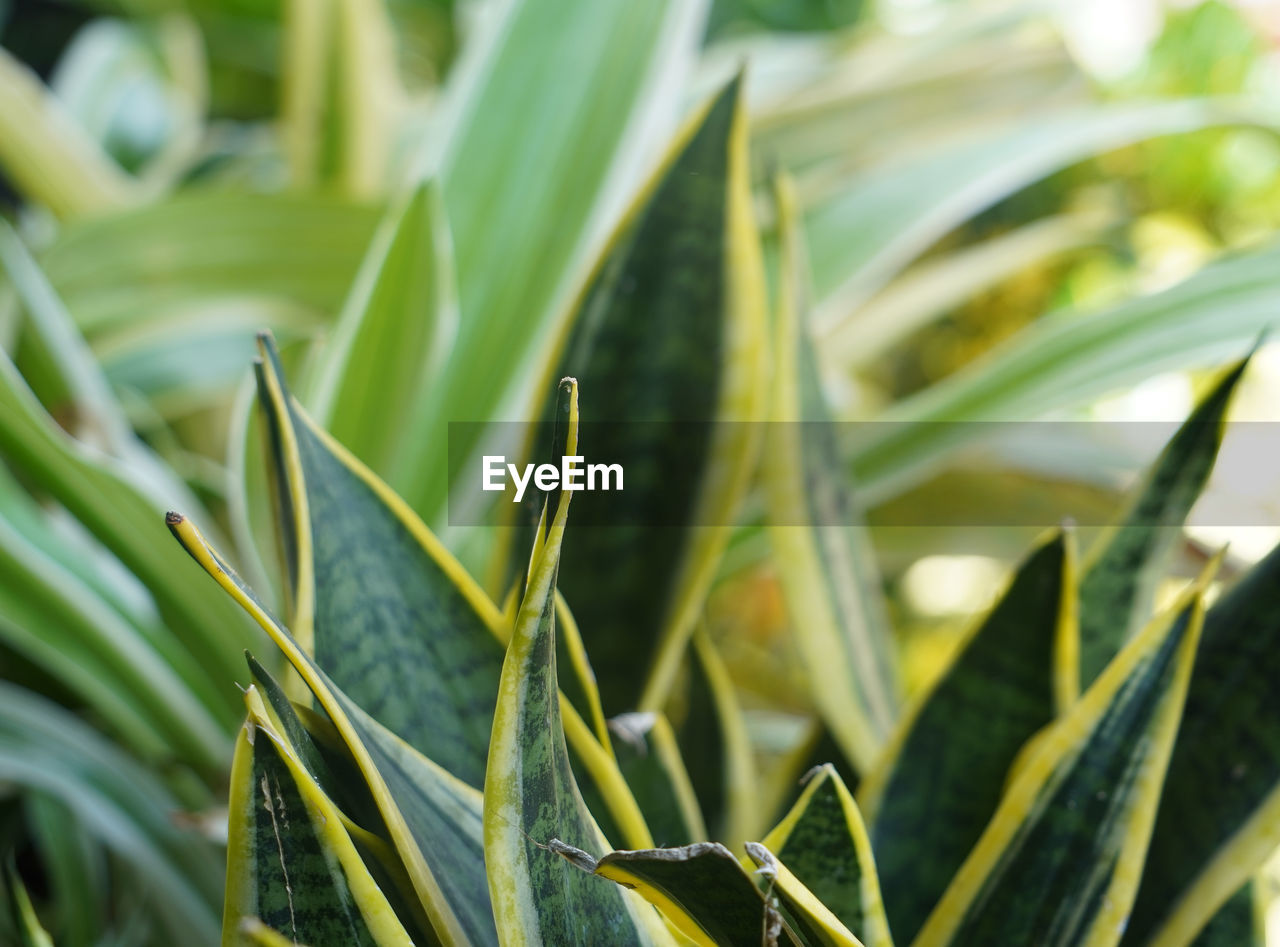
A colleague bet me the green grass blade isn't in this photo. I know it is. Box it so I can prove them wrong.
[765,173,898,774]
[483,378,669,946]
[169,513,496,946]
[763,765,891,947]
[308,180,457,478]
[402,0,707,517]
[912,578,1209,947]
[256,334,506,788]
[521,75,767,715]
[5,865,55,947]
[1076,354,1249,691]
[861,531,1074,943]
[850,243,1280,502]
[608,712,707,847]
[223,709,412,947]
[1123,543,1280,945]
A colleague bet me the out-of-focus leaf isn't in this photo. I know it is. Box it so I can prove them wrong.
[555,840,781,947]
[256,334,506,788]
[764,173,897,774]
[608,712,707,847]
[825,211,1111,368]
[1076,355,1248,691]
[168,513,497,946]
[850,242,1280,502]
[912,582,1208,947]
[763,764,890,947]
[1123,543,1280,946]
[25,792,105,947]
[1183,882,1263,947]
[483,378,670,946]
[223,705,412,946]
[5,865,54,947]
[404,0,708,517]
[743,842,864,947]
[676,630,759,847]
[0,348,249,722]
[0,683,222,944]
[280,0,402,197]
[807,99,1277,325]
[307,179,457,479]
[862,531,1074,944]
[523,75,767,715]
[0,45,141,217]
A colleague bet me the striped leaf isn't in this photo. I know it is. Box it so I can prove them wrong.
[1123,543,1280,945]
[554,840,783,947]
[256,333,506,789]
[483,378,671,946]
[527,74,768,714]
[1076,354,1249,691]
[763,765,891,947]
[223,706,412,947]
[861,530,1075,943]
[168,514,496,946]
[307,179,458,479]
[744,843,865,947]
[764,173,898,774]
[608,712,707,847]
[912,579,1209,947]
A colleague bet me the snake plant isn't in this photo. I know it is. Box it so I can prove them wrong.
[145,80,1279,947]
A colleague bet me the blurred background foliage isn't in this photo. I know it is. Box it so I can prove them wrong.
[3,0,1280,942]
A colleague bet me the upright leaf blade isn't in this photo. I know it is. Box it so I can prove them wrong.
[913,582,1209,947]
[223,709,412,947]
[526,75,767,715]
[308,179,458,478]
[608,712,707,847]
[764,765,891,947]
[1124,543,1280,945]
[764,172,898,773]
[483,378,669,946]
[257,334,506,788]
[1076,354,1249,691]
[861,531,1074,944]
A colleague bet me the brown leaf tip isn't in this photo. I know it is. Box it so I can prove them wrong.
[165,511,185,527]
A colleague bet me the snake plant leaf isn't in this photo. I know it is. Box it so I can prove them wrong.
[1122,542,1280,946]
[607,712,707,847]
[526,74,768,715]
[256,333,506,789]
[1182,882,1263,947]
[676,629,759,847]
[763,765,891,947]
[1076,353,1249,692]
[24,792,105,947]
[554,840,784,947]
[763,172,897,774]
[223,712,413,947]
[554,592,612,749]
[403,0,706,520]
[743,843,865,947]
[912,578,1209,947]
[860,530,1074,944]
[5,864,55,947]
[238,919,314,947]
[168,513,497,946]
[484,378,671,946]
[0,347,248,724]
[307,179,458,479]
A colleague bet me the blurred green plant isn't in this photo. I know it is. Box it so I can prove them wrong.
[2,0,1280,943]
